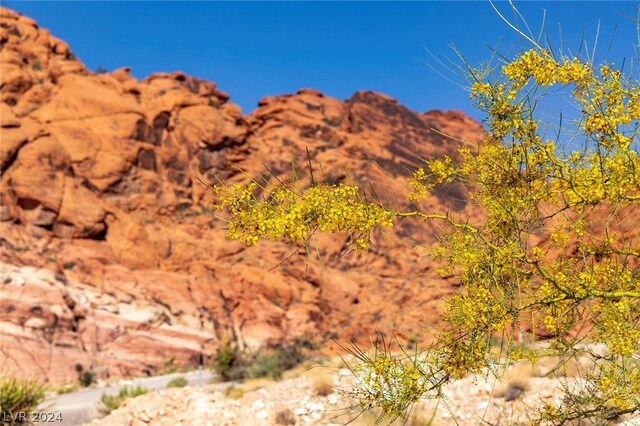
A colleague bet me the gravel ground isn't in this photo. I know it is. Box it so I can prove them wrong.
[85,365,640,426]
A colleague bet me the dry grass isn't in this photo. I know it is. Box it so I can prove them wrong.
[223,385,245,399]
[492,361,535,401]
[534,355,588,379]
[333,398,441,426]
[405,404,439,426]
[311,375,334,396]
[282,356,342,381]
[238,377,277,392]
[274,407,296,425]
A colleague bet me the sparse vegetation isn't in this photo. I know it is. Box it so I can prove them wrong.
[247,350,283,380]
[214,341,245,381]
[248,342,307,380]
[99,385,148,415]
[63,261,77,270]
[166,376,189,388]
[55,382,80,394]
[163,355,178,374]
[214,340,309,382]
[0,374,47,425]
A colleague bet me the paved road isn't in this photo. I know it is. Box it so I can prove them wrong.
[39,369,232,426]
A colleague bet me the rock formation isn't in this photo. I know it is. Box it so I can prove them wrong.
[0,7,485,384]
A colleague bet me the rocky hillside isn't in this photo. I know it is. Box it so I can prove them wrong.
[0,7,485,384]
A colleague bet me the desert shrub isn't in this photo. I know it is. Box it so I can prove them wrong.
[247,342,308,380]
[311,375,334,396]
[75,364,96,387]
[79,370,95,387]
[493,362,535,401]
[210,8,640,425]
[98,385,148,415]
[0,374,47,425]
[214,341,247,381]
[222,384,244,399]
[166,376,189,388]
[247,350,282,379]
[274,407,296,425]
[215,341,309,381]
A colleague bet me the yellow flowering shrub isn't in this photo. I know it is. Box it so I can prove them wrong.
[211,45,639,424]
[212,180,394,249]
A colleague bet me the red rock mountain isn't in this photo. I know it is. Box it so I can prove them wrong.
[0,8,485,383]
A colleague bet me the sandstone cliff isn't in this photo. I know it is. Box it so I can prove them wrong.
[0,7,485,383]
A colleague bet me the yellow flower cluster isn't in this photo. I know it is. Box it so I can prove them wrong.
[545,358,640,420]
[472,49,638,172]
[212,181,394,249]
[593,298,640,356]
[352,352,428,419]
[438,331,488,379]
[502,49,592,87]
[596,362,640,412]
[446,285,510,332]
[408,157,456,201]
[580,65,639,144]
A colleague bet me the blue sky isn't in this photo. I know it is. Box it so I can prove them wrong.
[6,1,639,122]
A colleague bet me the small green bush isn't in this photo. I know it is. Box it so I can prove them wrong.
[75,364,96,387]
[98,386,148,415]
[247,351,282,379]
[276,342,307,371]
[166,376,188,388]
[248,342,308,380]
[214,342,247,381]
[0,374,47,425]
[214,341,309,381]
